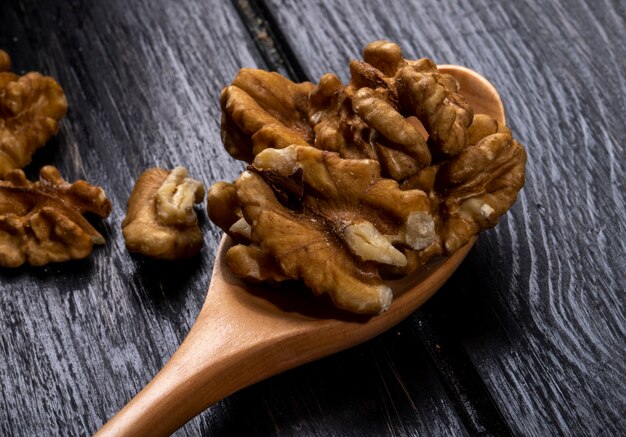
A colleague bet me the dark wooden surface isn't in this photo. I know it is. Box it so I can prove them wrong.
[1,0,624,435]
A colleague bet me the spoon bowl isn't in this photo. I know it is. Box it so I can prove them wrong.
[96,65,505,437]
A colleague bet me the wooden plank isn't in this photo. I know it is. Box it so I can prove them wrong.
[0,0,469,435]
[0,0,257,434]
[264,0,626,435]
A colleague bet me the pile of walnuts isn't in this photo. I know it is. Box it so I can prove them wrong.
[209,40,526,314]
[0,41,526,315]
[0,50,205,267]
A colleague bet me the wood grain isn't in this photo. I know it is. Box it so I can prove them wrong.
[264,0,626,434]
[0,0,470,435]
[0,0,255,433]
[96,232,477,436]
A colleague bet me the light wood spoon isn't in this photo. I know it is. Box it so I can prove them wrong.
[95,65,505,437]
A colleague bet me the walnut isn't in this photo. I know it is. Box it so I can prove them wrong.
[220,68,314,162]
[0,50,10,73]
[396,60,473,157]
[225,244,290,284]
[122,167,205,260]
[0,51,68,177]
[220,41,474,182]
[208,145,435,314]
[403,114,527,255]
[309,74,432,180]
[213,40,526,311]
[0,166,112,267]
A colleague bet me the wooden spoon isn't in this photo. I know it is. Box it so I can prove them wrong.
[95,65,505,437]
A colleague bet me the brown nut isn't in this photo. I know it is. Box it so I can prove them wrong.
[225,243,290,284]
[207,181,241,235]
[396,58,473,157]
[220,40,474,184]
[309,74,431,181]
[220,68,314,162]
[0,166,112,267]
[0,51,68,177]
[214,40,526,308]
[0,50,10,73]
[403,114,527,255]
[212,145,435,314]
[122,167,205,260]
[207,182,285,282]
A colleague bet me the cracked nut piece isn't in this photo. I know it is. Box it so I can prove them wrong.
[122,166,205,260]
[403,114,527,255]
[220,40,474,182]
[220,68,314,162]
[209,145,435,314]
[0,166,112,267]
[0,50,10,72]
[396,58,473,157]
[0,51,68,177]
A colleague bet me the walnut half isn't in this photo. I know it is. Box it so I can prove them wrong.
[122,167,205,260]
[208,145,435,314]
[0,166,112,267]
[0,51,68,177]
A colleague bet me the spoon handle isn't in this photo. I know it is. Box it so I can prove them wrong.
[94,234,476,436]
[93,306,245,436]
[94,264,315,437]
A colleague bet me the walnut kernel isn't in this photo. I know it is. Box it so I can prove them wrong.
[0,50,10,72]
[122,167,205,260]
[210,145,434,314]
[0,51,68,177]
[0,166,112,267]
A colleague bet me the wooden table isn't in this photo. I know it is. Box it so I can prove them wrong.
[1,0,624,435]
